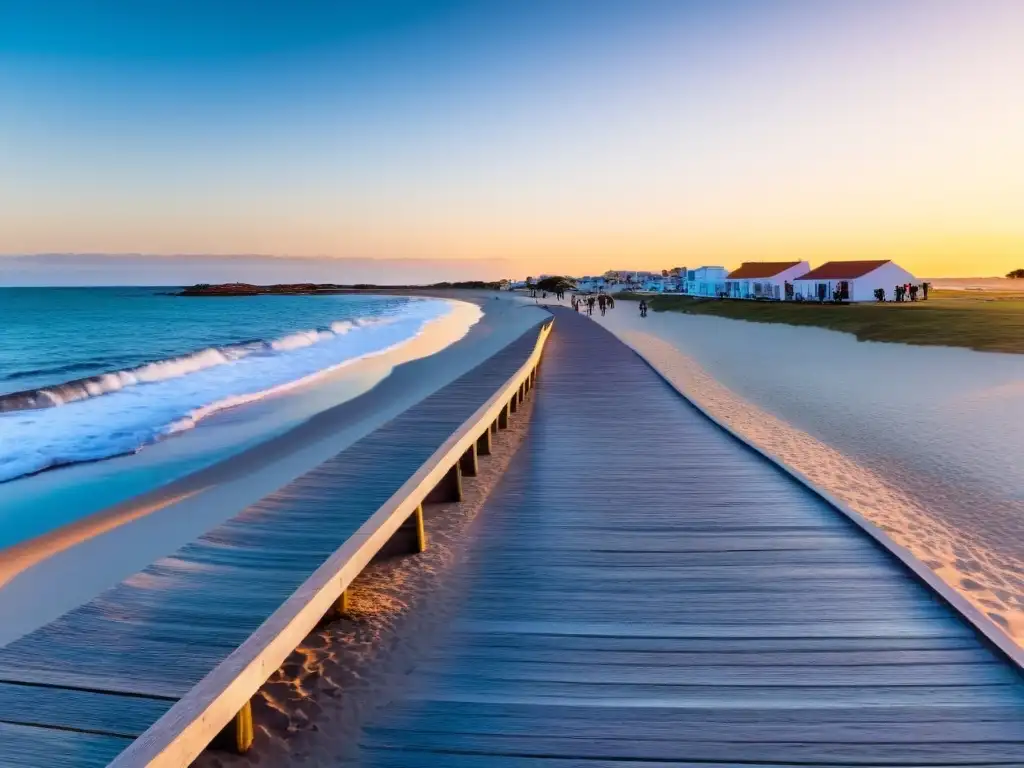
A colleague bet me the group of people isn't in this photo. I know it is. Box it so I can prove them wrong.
[572,293,616,316]
[875,283,929,302]
[529,288,568,301]
[894,282,927,302]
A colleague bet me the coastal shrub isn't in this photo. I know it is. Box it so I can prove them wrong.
[534,276,576,293]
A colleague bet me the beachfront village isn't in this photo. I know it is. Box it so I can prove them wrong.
[507,259,929,303]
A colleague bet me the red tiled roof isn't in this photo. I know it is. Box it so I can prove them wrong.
[794,260,891,281]
[726,261,803,279]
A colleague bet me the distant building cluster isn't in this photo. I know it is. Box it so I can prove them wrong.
[510,260,920,303]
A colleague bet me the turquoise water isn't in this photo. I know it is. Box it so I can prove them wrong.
[0,288,451,482]
[1,287,422,394]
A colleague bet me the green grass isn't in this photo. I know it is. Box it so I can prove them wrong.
[640,289,1024,355]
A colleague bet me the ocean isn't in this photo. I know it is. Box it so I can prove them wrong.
[0,288,452,484]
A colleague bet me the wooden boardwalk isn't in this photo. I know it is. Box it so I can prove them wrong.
[355,309,1024,767]
[0,320,546,767]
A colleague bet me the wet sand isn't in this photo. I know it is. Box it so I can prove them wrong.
[0,295,546,646]
[194,392,536,767]
[588,302,1024,644]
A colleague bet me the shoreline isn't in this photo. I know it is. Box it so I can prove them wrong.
[0,294,546,646]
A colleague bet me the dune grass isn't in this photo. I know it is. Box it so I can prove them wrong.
[637,289,1024,355]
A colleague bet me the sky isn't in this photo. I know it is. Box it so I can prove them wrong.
[1,0,1022,283]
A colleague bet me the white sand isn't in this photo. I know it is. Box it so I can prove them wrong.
[0,296,547,646]
[586,302,1024,644]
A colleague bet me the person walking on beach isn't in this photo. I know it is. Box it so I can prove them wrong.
[639,299,648,318]
[587,296,595,315]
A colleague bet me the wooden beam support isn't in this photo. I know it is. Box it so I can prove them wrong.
[396,503,427,552]
[413,503,426,553]
[373,503,428,561]
[477,428,492,456]
[490,419,498,434]
[213,700,253,754]
[509,394,518,414]
[499,403,510,427]
[460,442,479,477]
[424,462,462,504]
[518,382,525,404]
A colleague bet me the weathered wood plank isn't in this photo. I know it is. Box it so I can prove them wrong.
[367,715,1024,744]
[0,683,172,738]
[373,699,1024,726]
[420,646,999,667]
[360,730,1024,764]
[0,721,131,768]
[355,750,1018,768]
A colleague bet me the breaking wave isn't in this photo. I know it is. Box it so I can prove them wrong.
[0,299,458,483]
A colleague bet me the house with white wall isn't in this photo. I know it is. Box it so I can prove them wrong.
[724,261,810,300]
[683,266,729,297]
[574,276,607,293]
[641,275,670,292]
[792,260,916,302]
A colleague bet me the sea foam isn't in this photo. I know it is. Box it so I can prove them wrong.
[0,299,457,483]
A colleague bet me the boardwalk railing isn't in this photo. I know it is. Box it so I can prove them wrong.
[110,318,553,768]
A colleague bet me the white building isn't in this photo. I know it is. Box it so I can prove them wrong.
[573,276,606,293]
[724,261,810,300]
[792,260,916,303]
[641,275,670,292]
[683,266,729,297]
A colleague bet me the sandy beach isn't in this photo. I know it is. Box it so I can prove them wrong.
[583,299,1024,644]
[0,294,546,646]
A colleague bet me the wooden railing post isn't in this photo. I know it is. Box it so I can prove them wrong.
[460,442,479,477]
[477,428,492,456]
[413,503,426,552]
[425,462,463,504]
[214,700,254,754]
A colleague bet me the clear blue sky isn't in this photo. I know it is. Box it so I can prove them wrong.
[2,0,1022,282]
